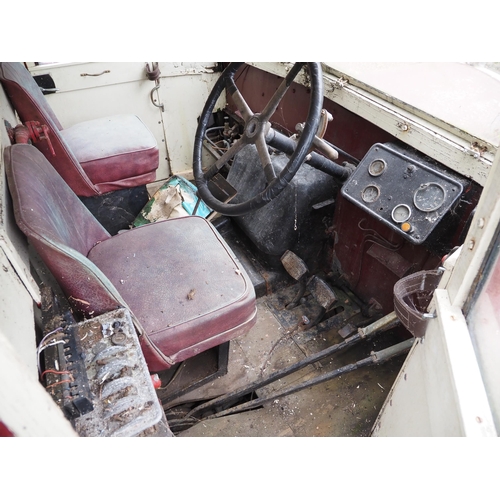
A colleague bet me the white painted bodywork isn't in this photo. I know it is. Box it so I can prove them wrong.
[27,62,221,180]
[371,110,500,435]
[0,82,76,434]
[251,62,500,186]
[0,86,38,374]
[371,288,497,436]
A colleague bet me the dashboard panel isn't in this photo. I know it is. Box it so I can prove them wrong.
[341,143,464,244]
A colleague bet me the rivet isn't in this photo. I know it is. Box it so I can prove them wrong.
[111,332,127,345]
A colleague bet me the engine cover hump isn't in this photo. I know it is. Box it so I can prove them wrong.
[227,145,338,268]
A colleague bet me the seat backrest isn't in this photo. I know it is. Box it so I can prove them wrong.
[4,144,121,317]
[0,62,99,197]
[0,62,63,128]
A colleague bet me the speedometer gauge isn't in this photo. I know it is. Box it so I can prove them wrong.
[414,182,446,212]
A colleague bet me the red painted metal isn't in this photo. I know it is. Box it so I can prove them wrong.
[12,124,31,144]
[25,120,56,156]
[332,195,440,314]
[0,420,13,437]
[229,64,395,163]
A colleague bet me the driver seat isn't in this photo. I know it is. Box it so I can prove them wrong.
[0,62,159,197]
[5,144,257,372]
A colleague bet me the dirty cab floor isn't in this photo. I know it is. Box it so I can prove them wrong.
[174,284,405,437]
[30,215,406,438]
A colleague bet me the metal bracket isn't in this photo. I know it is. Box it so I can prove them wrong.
[146,63,164,112]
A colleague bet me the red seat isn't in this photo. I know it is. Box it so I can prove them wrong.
[5,144,257,371]
[0,62,158,197]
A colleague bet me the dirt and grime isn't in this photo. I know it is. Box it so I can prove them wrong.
[178,289,404,437]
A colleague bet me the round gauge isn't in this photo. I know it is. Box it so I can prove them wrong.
[391,204,412,223]
[368,159,387,177]
[413,182,446,212]
[361,185,380,203]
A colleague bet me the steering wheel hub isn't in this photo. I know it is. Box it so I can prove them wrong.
[244,114,268,139]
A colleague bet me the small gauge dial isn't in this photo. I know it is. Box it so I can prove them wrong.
[361,185,380,203]
[391,204,412,223]
[368,159,387,177]
[414,182,446,212]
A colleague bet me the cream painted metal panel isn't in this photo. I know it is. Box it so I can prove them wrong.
[249,62,494,186]
[371,339,435,436]
[446,146,500,309]
[323,62,500,151]
[0,332,77,436]
[28,62,171,180]
[372,289,496,436]
[0,86,39,374]
[0,248,37,375]
[28,62,222,182]
[155,63,222,177]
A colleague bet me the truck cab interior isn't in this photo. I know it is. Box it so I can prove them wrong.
[1,60,499,440]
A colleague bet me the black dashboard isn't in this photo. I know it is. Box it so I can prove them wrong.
[341,143,464,244]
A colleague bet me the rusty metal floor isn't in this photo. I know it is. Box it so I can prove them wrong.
[177,285,405,437]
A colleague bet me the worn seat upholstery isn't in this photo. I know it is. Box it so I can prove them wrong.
[5,144,257,371]
[0,62,159,197]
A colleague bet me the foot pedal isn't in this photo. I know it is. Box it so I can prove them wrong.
[281,250,309,281]
[281,250,309,309]
[304,276,338,329]
[309,276,337,310]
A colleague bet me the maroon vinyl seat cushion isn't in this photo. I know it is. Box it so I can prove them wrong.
[60,114,158,189]
[0,62,158,197]
[88,218,256,368]
[5,144,256,372]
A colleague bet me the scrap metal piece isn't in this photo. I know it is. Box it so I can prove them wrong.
[338,323,357,339]
[71,308,164,437]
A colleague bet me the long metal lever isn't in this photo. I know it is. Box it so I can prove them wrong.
[296,109,339,161]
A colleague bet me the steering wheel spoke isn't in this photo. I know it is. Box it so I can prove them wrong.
[255,134,276,184]
[261,63,304,122]
[226,77,253,122]
[203,137,247,181]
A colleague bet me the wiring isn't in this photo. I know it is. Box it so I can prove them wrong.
[37,327,66,375]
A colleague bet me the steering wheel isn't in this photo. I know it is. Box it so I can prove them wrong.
[193,62,323,216]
